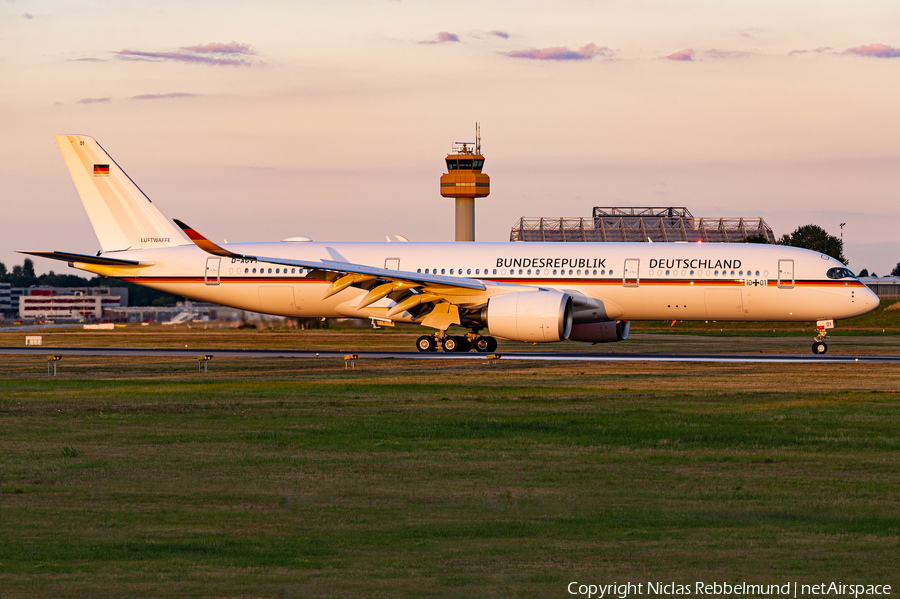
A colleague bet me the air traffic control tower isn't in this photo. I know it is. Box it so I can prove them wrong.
[440,124,490,241]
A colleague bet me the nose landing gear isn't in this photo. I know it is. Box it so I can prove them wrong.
[812,333,828,355]
[811,319,833,355]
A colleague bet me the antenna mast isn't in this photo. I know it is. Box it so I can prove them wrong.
[475,122,481,155]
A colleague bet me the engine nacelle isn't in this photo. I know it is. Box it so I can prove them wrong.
[568,320,630,343]
[486,291,573,343]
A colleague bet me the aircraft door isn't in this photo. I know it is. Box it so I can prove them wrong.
[777,260,794,289]
[205,257,220,285]
[384,258,400,270]
[623,259,640,287]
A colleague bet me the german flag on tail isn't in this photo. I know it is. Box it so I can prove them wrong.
[93,164,110,177]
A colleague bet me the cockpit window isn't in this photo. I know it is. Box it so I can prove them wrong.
[826,267,856,279]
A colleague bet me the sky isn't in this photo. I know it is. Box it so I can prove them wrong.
[2,0,899,275]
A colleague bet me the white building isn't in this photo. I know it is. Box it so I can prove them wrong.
[19,292,122,321]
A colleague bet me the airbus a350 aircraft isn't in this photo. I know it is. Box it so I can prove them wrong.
[21,135,879,354]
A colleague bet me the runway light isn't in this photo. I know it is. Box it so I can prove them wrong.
[697,239,703,244]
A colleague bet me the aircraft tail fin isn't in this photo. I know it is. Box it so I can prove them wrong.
[54,134,189,252]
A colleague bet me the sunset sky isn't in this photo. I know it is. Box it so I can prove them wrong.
[3,0,899,274]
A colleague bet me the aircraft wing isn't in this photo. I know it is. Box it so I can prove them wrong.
[174,220,486,291]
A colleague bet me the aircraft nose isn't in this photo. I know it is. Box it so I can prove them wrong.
[864,286,880,311]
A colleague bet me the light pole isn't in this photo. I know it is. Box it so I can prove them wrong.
[839,222,846,261]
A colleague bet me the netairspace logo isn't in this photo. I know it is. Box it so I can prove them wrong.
[567,581,894,598]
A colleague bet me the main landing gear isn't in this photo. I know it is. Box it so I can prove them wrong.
[415,332,498,353]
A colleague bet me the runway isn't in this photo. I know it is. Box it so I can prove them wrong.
[2,346,899,363]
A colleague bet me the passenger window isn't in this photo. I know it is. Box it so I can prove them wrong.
[493,269,497,275]
[441,269,445,274]
[450,269,454,274]
[755,270,760,276]
[252,268,257,273]
[476,269,480,274]
[467,269,471,274]
[417,268,421,273]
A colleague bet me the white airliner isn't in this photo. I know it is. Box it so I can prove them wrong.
[21,135,879,354]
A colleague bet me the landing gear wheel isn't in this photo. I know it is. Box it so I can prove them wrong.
[812,341,828,355]
[442,335,464,352]
[474,336,498,353]
[416,335,437,352]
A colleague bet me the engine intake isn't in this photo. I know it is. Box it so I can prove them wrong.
[568,320,630,343]
[485,291,573,343]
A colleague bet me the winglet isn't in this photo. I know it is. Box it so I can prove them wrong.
[173,219,242,259]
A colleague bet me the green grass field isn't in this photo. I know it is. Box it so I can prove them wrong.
[1,342,898,597]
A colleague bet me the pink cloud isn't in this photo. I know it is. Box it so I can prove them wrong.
[178,42,254,55]
[705,48,749,59]
[115,42,257,66]
[130,92,199,100]
[76,97,110,104]
[844,43,900,58]
[487,30,509,39]
[666,48,694,61]
[418,32,460,45]
[504,43,612,61]
[789,47,833,56]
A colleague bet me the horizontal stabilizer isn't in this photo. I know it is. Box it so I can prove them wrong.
[18,250,154,267]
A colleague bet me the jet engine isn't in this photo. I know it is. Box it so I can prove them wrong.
[485,290,573,342]
[567,320,630,343]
